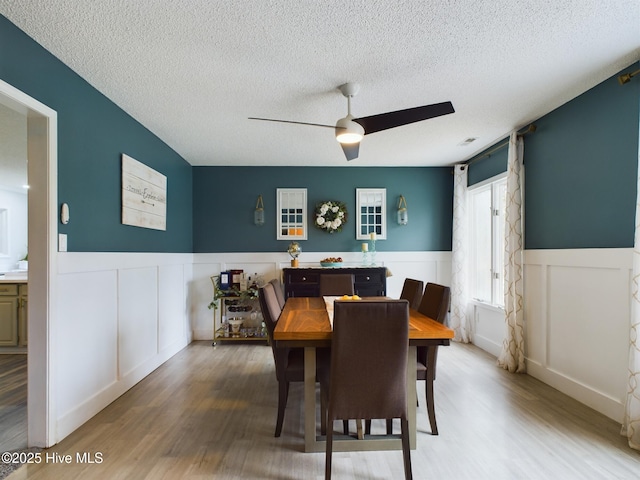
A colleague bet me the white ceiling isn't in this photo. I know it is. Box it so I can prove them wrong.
[0,0,638,168]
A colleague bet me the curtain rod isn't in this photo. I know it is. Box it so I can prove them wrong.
[464,124,537,167]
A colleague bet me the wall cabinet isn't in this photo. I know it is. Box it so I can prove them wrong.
[0,283,27,348]
[283,267,387,298]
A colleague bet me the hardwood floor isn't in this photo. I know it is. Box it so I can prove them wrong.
[0,355,27,453]
[4,342,640,479]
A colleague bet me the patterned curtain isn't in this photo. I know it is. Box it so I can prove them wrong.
[498,132,525,373]
[622,137,640,450]
[449,164,470,343]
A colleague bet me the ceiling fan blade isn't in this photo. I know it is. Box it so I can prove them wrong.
[248,117,338,129]
[340,142,360,161]
[354,101,455,135]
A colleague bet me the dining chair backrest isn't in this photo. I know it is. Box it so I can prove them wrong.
[325,299,413,479]
[417,283,450,324]
[328,299,410,421]
[400,278,424,310]
[269,278,286,310]
[258,283,311,438]
[319,273,355,296]
[415,282,450,437]
[258,283,282,341]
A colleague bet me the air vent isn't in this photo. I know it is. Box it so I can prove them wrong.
[458,137,478,146]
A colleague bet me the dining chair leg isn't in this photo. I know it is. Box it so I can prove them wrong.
[275,380,289,437]
[363,419,394,434]
[320,387,327,436]
[325,422,334,480]
[400,417,413,480]
[425,374,438,435]
[343,420,349,435]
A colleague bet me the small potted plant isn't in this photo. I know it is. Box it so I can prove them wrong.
[17,252,28,271]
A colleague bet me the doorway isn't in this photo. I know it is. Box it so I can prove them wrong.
[0,78,57,448]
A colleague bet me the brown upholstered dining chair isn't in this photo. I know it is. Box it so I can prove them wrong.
[319,273,356,434]
[400,278,424,310]
[268,277,286,310]
[322,299,413,480]
[259,284,328,437]
[416,282,450,435]
[319,274,355,296]
[365,278,424,437]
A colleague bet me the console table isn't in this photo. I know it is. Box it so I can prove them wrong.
[283,266,387,298]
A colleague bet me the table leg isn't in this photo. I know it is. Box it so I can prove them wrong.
[302,345,417,453]
[407,345,417,449]
[304,347,317,452]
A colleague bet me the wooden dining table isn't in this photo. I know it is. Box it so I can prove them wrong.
[273,296,455,453]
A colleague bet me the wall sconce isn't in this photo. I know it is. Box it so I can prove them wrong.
[254,195,265,226]
[397,195,408,225]
[61,203,70,224]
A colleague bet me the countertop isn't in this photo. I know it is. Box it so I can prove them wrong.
[0,274,28,284]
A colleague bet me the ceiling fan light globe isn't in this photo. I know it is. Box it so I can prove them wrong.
[336,132,363,144]
[335,116,364,144]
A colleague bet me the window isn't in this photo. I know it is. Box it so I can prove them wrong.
[277,188,307,240]
[0,208,7,257]
[356,188,386,240]
[469,175,506,306]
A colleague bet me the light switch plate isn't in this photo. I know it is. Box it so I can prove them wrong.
[59,233,67,252]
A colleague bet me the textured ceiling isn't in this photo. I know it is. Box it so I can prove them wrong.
[0,0,638,168]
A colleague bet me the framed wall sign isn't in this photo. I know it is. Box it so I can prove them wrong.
[121,154,167,231]
[277,188,307,240]
[356,188,386,240]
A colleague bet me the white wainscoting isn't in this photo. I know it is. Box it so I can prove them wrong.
[523,248,632,423]
[54,252,193,441]
[49,248,631,442]
[470,302,505,358]
[191,251,452,340]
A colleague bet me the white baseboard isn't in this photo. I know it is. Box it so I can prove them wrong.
[526,359,624,423]
[56,337,187,441]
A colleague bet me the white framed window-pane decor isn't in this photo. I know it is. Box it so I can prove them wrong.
[277,188,307,240]
[356,188,386,240]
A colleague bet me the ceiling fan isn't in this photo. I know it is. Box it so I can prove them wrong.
[249,83,455,161]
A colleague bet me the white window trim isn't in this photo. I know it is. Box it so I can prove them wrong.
[468,173,507,308]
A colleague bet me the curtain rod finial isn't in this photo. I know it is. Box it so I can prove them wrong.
[619,69,640,85]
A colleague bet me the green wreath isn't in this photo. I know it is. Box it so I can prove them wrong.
[315,201,347,233]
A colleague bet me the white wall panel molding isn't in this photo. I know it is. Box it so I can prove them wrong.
[56,336,186,441]
[523,248,632,423]
[53,252,192,443]
[57,251,194,274]
[471,302,505,357]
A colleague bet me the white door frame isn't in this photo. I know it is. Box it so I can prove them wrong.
[0,78,57,447]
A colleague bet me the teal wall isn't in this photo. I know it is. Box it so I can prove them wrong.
[468,62,640,249]
[467,143,508,186]
[3,13,637,254]
[524,65,639,249]
[193,167,453,253]
[0,15,193,252]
